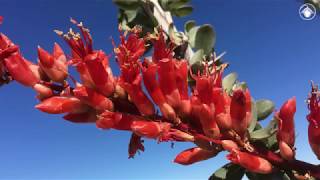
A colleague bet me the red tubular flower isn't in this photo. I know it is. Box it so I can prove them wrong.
[114,27,145,65]
[230,88,252,137]
[119,64,155,116]
[194,75,214,105]
[221,140,239,152]
[4,53,39,87]
[152,29,172,63]
[131,121,171,139]
[213,88,232,129]
[174,60,191,116]
[0,33,40,86]
[114,29,155,116]
[160,128,195,142]
[191,98,220,138]
[141,61,176,122]
[35,96,89,114]
[37,43,68,83]
[96,111,133,130]
[227,150,273,174]
[84,51,115,97]
[276,97,296,160]
[174,147,219,165]
[307,83,320,159]
[174,60,189,100]
[56,19,114,96]
[0,16,3,24]
[73,85,114,112]
[0,33,14,50]
[33,83,54,100]
[128,133,145,159]
[75,63,95,89]
[158,58,181,108]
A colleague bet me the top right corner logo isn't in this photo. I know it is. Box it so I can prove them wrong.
[299,3,317,20]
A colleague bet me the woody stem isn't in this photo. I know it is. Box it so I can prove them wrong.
[253,146,320,178]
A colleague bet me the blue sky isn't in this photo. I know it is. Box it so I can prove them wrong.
[0,0,319,179]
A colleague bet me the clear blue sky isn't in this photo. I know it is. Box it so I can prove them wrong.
[0,0,319,179]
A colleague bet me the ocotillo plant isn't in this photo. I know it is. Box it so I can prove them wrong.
[1,0,320,179]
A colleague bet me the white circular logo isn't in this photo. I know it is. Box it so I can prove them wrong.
[299,3,317,20]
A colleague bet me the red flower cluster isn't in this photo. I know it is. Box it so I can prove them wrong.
[0,17,315,176]
[307,83,320,160]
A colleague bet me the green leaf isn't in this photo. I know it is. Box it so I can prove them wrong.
[113,0,140,10]
[172,5,193,17]
[188,24,216,55]
[250,118,277,141]
[222,73,237,94]
[184,20,196,33]
[209,163,245,180]
[266,132,278,150]
[168,0,189,10]
[246,171,290,180]
[124,10,138,22]
[248,99,258,132]
[190,49,204,66]
[256,99,275,121]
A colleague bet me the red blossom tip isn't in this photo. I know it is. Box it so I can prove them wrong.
[227,150,273,174]
[38,46,54,68]
[174,147,219,165]
[35,96,88,114]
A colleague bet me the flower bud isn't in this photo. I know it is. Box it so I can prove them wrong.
[308,123,320,159]
[276,97,296,160]
[141,62,177,122]
[227,150,273,174]
[221,140,239,152]
[35,96,88,114]
[158,58,181,108]
[279,140,295,160]
[96,111,132,130]
[4,53,39,87]
[213,88,232,129]
[230,88,251,137]
[37,43,68,83]
[73,85,114,112]
[174,147,219,165]
[152,30,172,63]
[131,121,171,139]
[191,97,220,138]
[307,84,320,159]
[84,51,115,97]
[120,71,155,116]
[160,129,194,142]
[33,83,54,100]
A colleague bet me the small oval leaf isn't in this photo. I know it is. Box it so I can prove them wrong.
[195,24,216,55]
[113,0,140,10]
[248,98,258,132]
[256,99,275,121]
[250,118,278,141]
[209,163,245,180]
[184,20,196,33]
[222,72,238,94]
[190,49,204,66]
[172,5,193,17]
